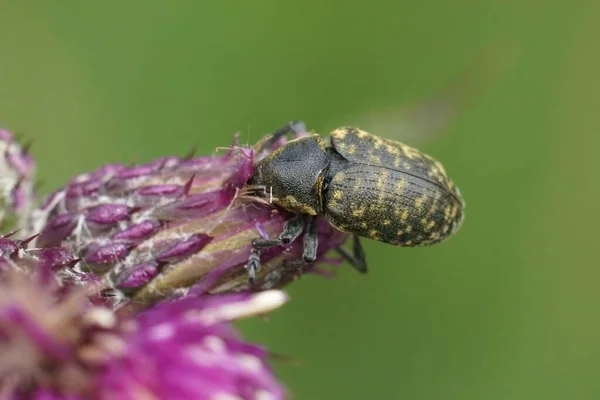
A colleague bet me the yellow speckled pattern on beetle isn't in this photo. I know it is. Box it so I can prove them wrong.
[325,127,464,246]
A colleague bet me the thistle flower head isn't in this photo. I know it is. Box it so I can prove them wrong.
[0,126,353,399]
[27,136,348,308]
[0,129,36,232]
[0,244,288,399]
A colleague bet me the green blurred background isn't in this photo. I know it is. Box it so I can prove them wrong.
[1,1,598,399]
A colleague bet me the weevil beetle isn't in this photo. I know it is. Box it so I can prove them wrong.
[245,121,464,282]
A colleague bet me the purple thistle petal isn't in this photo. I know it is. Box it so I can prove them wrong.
[33,247,80,271]
[114,261,163,290]
[39,214,77,247]
[155,233,213,264]
[96,293,287,400]
[86,242,135,265]
[114,164,157,180]
[86,204,133,228]
[112,219,161,241]
[151,191,230,220]
[66,179,102,199]
[137,183,185,197]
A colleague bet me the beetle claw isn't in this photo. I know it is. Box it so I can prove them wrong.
[246,248,261,283]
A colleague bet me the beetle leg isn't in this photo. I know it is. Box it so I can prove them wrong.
[259,120,307,152]
[284,215,318,270]
[246,248,262,284]
[336,234,368,273]
[246,214,305,283]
